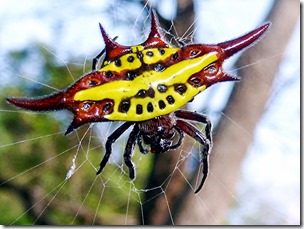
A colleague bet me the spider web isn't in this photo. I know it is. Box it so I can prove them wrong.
[0,0,300,225]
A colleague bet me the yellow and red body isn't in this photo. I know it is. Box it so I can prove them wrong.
[7,11,270,134]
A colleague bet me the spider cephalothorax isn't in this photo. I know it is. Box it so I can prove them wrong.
[7,10,270,193]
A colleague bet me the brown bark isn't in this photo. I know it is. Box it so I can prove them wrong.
[175,0,299,225]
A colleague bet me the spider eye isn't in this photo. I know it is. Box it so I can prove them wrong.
[204,63,219,77]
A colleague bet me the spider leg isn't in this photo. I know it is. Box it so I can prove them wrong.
[175,119,211,194]
[174,109,213,147]
[124,125,139,180]
[137,126,184,153]
[92,36,118,71]
[137,133,149,154]
[168,126,184,150]
[96,122,133,175]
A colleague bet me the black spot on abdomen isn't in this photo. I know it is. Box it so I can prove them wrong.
[147,102,154,113]
[166,95,175,104]
[174,84,187,95]
[158,100,166,109]
[136,104,143,115]
[118,100,131,113]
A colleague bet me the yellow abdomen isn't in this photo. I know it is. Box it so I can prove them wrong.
[73,47,217,121]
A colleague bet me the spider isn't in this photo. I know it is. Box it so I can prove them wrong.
[6,10,270,193]
[96,110,212,193]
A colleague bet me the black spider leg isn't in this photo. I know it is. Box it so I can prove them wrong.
[169,126,184,150]
[174,110,213,147]
[177,40,186,47]
[175,118,212,193]
[137,132,149,155]
[123,124,140,180]
[96,122,133,175]
[175,119,210,193]
[92,36,118,71]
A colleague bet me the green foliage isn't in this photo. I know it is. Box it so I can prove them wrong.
[0,44,153,225]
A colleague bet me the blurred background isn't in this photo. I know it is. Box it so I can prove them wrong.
[0,0,300,225]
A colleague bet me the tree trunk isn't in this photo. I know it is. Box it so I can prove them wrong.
[175,0,299,225]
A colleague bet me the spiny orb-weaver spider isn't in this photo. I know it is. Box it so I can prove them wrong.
[6,10,270,193]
